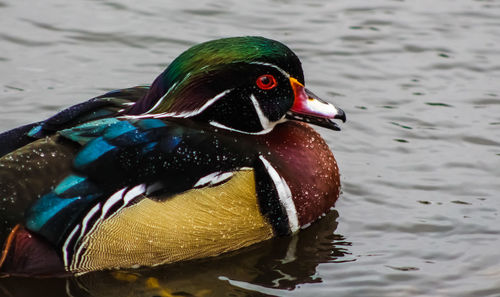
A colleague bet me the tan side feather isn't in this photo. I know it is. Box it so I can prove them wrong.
[72,169,273,273]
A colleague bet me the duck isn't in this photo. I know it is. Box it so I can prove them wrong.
[0,36,346,277]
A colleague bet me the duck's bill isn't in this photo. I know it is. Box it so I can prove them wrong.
[287,77,346,131]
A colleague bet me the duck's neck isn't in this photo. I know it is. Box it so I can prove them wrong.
[256,121,341,227]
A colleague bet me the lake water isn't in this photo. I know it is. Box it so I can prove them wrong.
[1,0,500,296]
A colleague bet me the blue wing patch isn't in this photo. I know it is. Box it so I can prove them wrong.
[74,137,116,169]
[25,192,102,245]
[59,118,121,145]
[24,117,189,246]
[54,174,87,195]
[135,118,167,130]
[103,121,136,139]
[27,125,43,137]
[25,193,80,232]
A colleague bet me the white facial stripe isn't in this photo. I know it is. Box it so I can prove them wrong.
[209,121,274,135]
[258,156,299,233]
[126,61,288,120]
[249,94,271,130]
[124,88,233,119]
[249,61,290,78]
[208,94,287,135]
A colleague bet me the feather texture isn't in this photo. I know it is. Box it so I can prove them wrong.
[69,169,273,273]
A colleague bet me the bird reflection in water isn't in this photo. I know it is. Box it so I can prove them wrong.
[0,210,353,297]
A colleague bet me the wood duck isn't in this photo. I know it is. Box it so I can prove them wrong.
[0,36,346,277]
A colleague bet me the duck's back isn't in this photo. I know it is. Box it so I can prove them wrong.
[0,86,148,242]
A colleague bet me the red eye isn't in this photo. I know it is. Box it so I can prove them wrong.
[256,74,277,90]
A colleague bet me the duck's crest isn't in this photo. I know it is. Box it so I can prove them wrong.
[127,36,303,116]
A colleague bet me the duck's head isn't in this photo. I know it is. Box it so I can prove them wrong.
[128,36,345,134]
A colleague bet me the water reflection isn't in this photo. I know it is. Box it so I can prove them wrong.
[0,211,351,297]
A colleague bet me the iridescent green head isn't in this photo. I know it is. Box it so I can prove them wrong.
[128,36,345,134]
[163,36,304,89]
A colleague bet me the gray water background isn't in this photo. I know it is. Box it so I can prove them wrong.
[1,0,500,296]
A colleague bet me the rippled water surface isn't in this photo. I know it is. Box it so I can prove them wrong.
[1,0,500,296]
